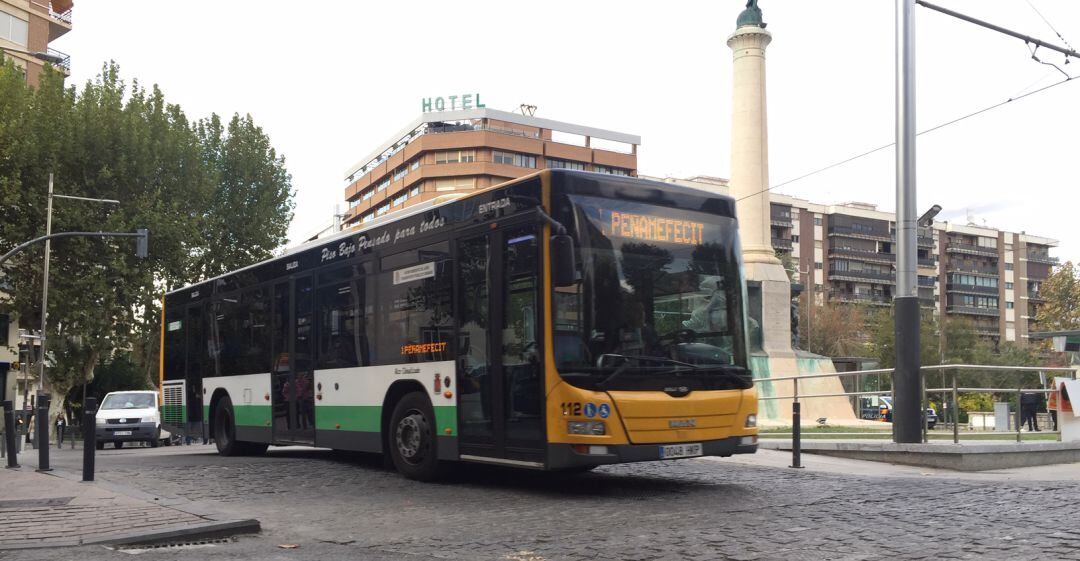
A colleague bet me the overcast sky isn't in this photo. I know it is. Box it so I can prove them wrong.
[53,1,1080,259]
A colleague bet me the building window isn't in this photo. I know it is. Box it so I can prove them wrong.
[410,160,420,171]
[547,158,585,171]
[594,164,630,175]
[361,188,374,201]
[493,151,536,168]
[376,204,390,216]
[1005,263,1014,271]
[0,12,29,47]
[0,313,8,346]
[814,262,822,270]
[392,192,408,206]
[377,179,390,192]
[434,177,476,192]
[435,150,475,164]
[814,217,822,226]
[410,186,420,197]
[362,213,374,223]
[349,198,361,209]
[1006,302,1014,309]
[791,235,800,242]
[1005,282,1013,290]
[393,167,408,182]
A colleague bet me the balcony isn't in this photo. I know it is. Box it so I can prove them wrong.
[946,243,998,258]
[946,283,998,295]
[974,326,1001,337]
[917,236,935,248]
[771,237,793,251]
[918,276,936,287]
[47,48,70,72]
[828,247,894,264]
[770,217,793,228]
[917,257,936,267]
[946,305,1000,317]
[1028,292,1046,303]
[946,264,998,276]
[828,269,895,284]
[920,297,938,308]
[1027,253,1059,265]
[834,293,891,306]
[827,225,892,242]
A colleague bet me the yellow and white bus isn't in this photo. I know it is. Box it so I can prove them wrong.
[160,169,758,480]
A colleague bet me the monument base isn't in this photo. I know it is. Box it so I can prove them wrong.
[752,352,858,424]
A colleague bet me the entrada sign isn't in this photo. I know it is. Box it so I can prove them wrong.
[421,93,486,113]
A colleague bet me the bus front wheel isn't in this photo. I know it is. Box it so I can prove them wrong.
[389,392,444,481]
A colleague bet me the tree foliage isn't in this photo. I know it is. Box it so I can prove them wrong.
[1036,261,1080,331]
[799,302,868,357]
[0,62,294,404]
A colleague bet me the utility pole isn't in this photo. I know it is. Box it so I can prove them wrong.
[38,174,53,392]
[894,0,922,443]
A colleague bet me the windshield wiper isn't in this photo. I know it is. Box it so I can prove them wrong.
[596,354,701,388]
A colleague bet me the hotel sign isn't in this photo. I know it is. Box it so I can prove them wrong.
[422,93,486,113]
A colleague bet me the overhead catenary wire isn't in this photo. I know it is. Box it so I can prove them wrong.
[1024,0,1075,53]
[737,74,1078,202]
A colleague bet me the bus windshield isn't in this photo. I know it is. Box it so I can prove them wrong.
[553,194,751,392]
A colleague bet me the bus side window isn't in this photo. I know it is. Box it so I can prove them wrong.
[375,258,453,364]
[316,276,372,369]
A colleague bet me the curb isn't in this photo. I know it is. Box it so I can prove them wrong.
[85,519,262,547]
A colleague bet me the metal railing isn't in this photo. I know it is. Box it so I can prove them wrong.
[754,363,1077,468]
[46,48,70,71]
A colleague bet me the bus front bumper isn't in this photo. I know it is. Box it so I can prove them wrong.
[547,436,758,470]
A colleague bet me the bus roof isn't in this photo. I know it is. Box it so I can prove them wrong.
[165,170,737,297]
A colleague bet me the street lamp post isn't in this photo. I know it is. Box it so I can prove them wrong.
[37,173,120,394]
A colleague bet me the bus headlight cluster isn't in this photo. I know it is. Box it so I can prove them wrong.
[568,421,605,435]
[745,414,757,428]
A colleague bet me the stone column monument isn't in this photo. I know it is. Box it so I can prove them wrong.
[727,1,792,357]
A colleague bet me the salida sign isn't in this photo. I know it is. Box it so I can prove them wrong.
[421,93,485,113]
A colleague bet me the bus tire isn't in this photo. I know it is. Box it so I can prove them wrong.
[114,441,123,449]
[213,395,244,457]
[149,429,160,448]
[388,392,444,481]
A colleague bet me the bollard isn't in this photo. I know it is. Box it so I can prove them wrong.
[82,397,97,482]
[3,401,19,469]
[36,394,51,472]
[790,401,803,469]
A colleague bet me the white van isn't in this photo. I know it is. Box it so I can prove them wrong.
[94,390,171,449]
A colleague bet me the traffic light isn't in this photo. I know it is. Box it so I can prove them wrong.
[135,228,149,259]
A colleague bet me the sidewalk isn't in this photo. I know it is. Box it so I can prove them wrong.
[0,455,258,550]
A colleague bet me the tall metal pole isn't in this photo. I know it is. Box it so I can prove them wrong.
[894,0,922,443]
[38,173,53,392]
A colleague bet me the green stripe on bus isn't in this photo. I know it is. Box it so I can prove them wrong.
[234,405,272,427]
[433,406,457,436]
[315,406,382,432]
[314,405,458,436]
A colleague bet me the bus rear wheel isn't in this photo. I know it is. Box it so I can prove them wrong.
[388,392,444,481]
[214,395,268,457]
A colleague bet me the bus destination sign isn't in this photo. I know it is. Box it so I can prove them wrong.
[605,210,705,246]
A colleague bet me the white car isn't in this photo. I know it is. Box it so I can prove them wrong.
[95,391,171,449]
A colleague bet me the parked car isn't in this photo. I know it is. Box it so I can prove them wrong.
[95,391,171,449]
[878,397,937,429]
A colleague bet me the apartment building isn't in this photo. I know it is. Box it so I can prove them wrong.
[0,0,71,86]
[647,175,1059,345]
[0,0,71,409]
[341,106,639,228]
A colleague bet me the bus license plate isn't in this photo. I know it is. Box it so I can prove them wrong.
[114,431,132,436]
[659,443,702,459]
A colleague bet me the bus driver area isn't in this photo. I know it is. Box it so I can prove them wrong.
[159,170,759,480]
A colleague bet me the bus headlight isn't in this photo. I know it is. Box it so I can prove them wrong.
[745,414,757,428]
[568,421,605,435]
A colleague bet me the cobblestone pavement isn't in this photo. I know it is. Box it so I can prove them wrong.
[5,445,1080,560]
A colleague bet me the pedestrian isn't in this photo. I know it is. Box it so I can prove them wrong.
[55,414,66,449]
[1048,382,1059,432]
[1020,391,1040,431]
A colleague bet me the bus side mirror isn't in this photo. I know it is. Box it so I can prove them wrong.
[551,234,577,287]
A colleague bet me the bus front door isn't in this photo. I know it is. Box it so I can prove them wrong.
[456,225,545,465]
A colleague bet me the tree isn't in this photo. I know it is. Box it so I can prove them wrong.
[800,302,868,357]
[0,61,294,409]
[1036,261,1080,331]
